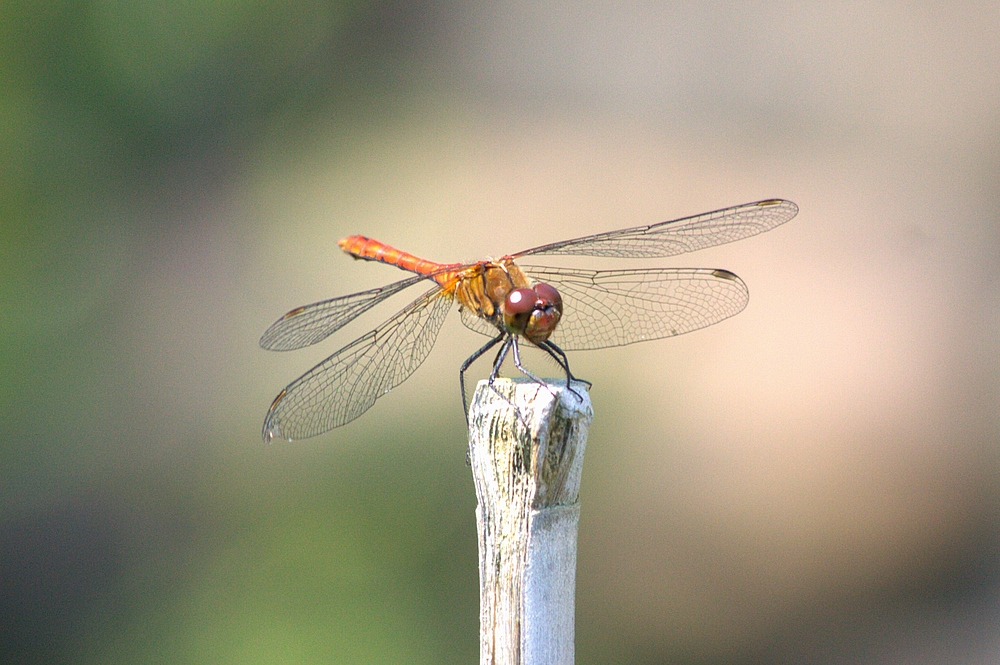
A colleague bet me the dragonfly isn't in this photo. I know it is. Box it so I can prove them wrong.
[260,199,797,442]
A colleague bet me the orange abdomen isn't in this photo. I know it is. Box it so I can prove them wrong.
[338,235,459,285]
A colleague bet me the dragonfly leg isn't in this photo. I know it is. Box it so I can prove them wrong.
[538,340,591,403]
[461,333,505,424]
[462,335,543,436]
[486,336,536,422]
[486,336,555,429]
[509,337,558,402]
[485,336,514,394]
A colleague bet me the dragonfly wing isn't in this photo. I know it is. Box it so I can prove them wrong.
[260,274,428,351]
[521,265,749,351]
[514,199,797,259]
[459,304,502,338]
[262,286,453,441]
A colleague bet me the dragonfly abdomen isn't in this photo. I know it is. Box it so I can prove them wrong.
[339,235,459,283]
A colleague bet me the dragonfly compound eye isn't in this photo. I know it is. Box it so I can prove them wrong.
[523,283,563,344]
[503,287,537,334]
[533,283,562,311]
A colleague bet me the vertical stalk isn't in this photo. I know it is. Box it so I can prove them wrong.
[468,378,593,665]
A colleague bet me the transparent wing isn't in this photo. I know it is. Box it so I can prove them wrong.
[260,274,429,351]
[520,265,749,351]
[513,199,797,259]
[459,304,502,339]
[262,287,453,441]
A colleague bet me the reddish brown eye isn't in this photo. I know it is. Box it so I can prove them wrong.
[533,283,561,309]
[504,288,536,315]
[503,287,536,335]
[520,282,563,344]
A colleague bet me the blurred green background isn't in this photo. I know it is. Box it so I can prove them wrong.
[2,1,998,663]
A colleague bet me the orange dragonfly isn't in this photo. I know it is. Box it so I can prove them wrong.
[260,199,797,441]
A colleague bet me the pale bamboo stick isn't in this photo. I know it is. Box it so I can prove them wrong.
[467,378,593,665]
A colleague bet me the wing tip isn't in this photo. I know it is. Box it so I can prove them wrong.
[710,268,750,312]
[261,390,292,443]
[756,198,799,218]
[261,422,293,444]
[710,268,741,281]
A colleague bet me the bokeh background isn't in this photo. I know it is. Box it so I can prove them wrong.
[3,1,999,662]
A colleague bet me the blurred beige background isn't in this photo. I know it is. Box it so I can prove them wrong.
[2,1,998,663]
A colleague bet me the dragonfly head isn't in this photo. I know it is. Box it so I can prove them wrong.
[503,283,563,344]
